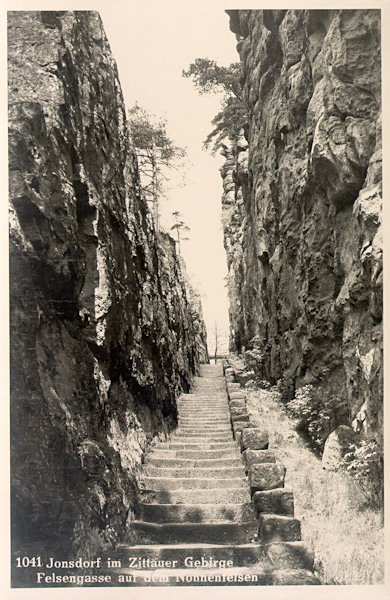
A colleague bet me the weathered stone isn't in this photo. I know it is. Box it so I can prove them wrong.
[231,413,250,424]
[227,383,241,392]
[253,488,294,515]
[229,398,246,410]
[232,421,254,438]
[228,391,247,400]
[258,515,301,543]
[249,464,285,494]
[265,542,314,570]
[322,425,356,470]
[230,406,247,417]
[8,10,207,559]
[243,449,276,468]
[235,370,256,386]
[241,428,269,451]
[222,9,382,447]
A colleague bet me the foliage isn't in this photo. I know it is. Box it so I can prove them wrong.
[182,58,243,99]
[127,104,186,227]
[204,97,248,154]
[182,58,248,154]
[341,439,383,508]
[170,211,190,253]
[244,347,266,379]
[276,377,294,403]
[286,384,338,452]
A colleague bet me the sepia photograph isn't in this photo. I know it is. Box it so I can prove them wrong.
[6,0,386,596]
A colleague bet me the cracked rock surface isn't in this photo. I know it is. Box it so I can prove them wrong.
[9,10,207,556]
[223,9,382,441]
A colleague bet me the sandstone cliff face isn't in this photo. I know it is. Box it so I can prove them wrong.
[223,10,382,442]
[9,10,207,556]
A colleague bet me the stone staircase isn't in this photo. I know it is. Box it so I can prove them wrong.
[110,364,320,586]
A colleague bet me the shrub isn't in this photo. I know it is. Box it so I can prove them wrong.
[341,439,383,508]
[276,377,294,403]
[244,343,267,380]
[286,385,338,452]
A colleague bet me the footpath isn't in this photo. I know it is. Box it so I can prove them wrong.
[112,363,320,586]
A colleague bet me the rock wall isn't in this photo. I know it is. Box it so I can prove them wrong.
[223,10,382,442]
[9,10,207,558]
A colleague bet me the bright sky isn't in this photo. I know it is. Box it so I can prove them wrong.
[99,3,238,354]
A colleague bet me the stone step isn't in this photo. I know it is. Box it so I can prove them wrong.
[172,433,233,442]
[131,520,257,544]
[178,409,228,413]
[179,398,227,401]
[187,394,226,398]
[177,419,231,425]
[177,415,230,420]
[264,542,314,570]
[184,404,227,407]
[227,383,241,391]
[253,489,294,516]
[176,428,231,434]
[177,411,230,417]
[179,400,227,404]
[176,419,232,433]
[175,425,232,432]
[258,514,301,543]
[191,395,226,399]
[178,417,230,423]
[181,402,227,406]
[141,488,251,504]
[176,425,231,432]
[175,428,231,434]
[173,435,233,441]
[140,503,255,523]
[152,442,236,451]
[178,399,227,403]
[144,466,245,478]
[145,457,244,468]
[179,399,227,402]
[249,463,286,495]
[141,476,248,490]
[149,449,242,459]
[168,437,234,445]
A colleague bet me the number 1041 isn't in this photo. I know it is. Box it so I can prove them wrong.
[16,556,43,568]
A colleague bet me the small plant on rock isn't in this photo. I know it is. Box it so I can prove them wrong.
[341,439,383,509]
[286,385,338,453]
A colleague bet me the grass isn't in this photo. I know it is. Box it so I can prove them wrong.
[245,384,384,585]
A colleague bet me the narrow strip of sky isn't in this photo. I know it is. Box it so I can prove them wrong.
[100,4,239,353]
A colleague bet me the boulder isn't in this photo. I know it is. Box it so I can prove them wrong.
[241,428,269,451]
[243,449,276,468]
[258,515,301,543]
[321,425,355,471]
[232,421,255,438]
[265,542,314,570]
[249,464,285,494]
[253,488,294,516]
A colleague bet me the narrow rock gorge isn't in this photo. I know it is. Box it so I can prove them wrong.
[9,10,207,558]
[222,10,382,446]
